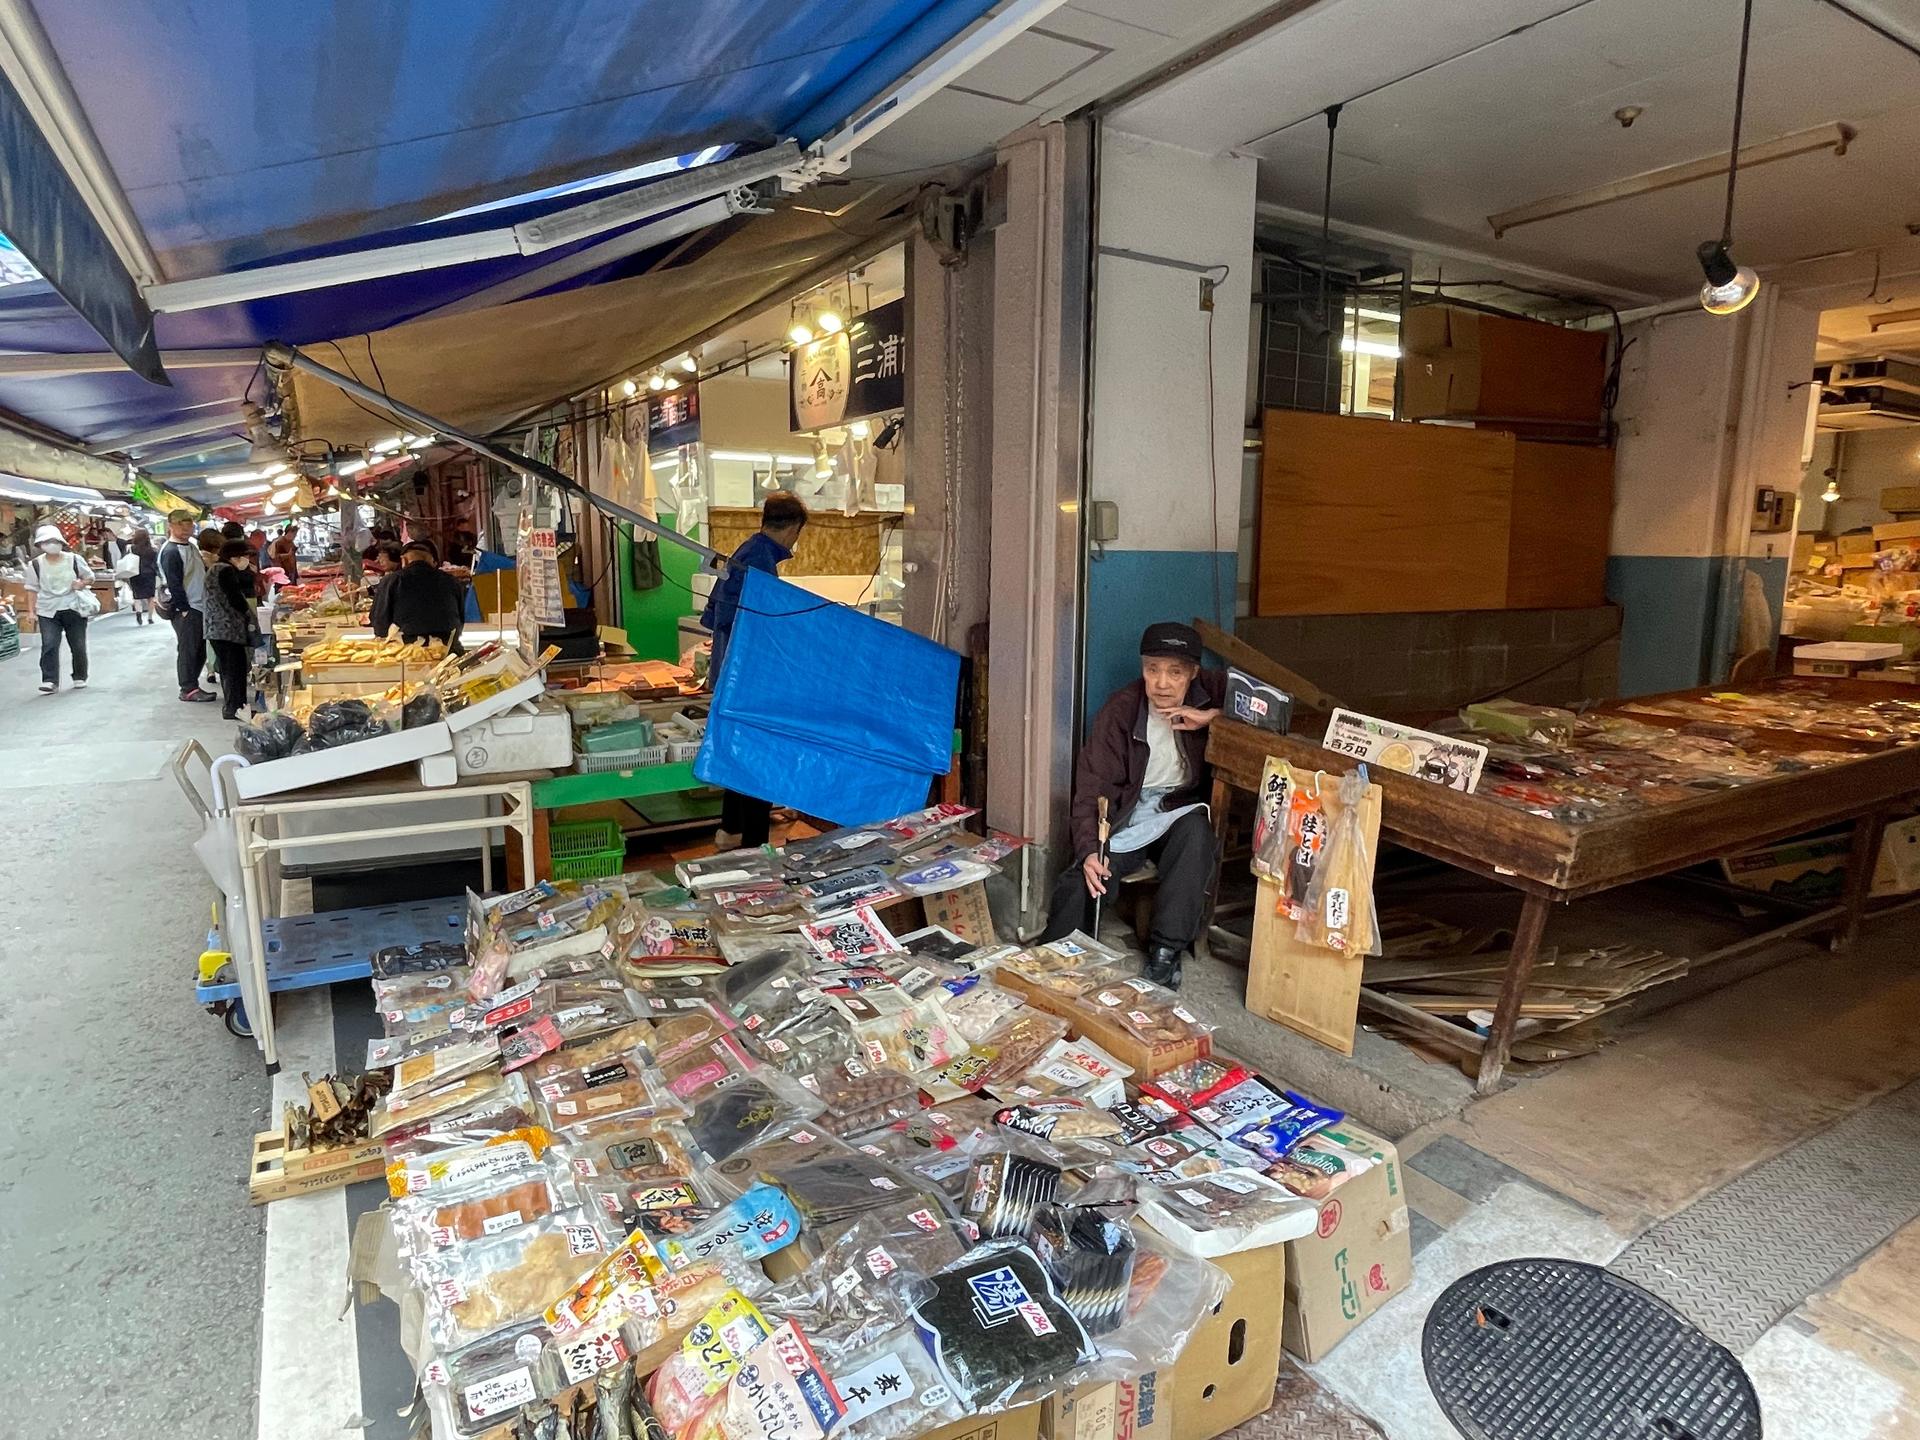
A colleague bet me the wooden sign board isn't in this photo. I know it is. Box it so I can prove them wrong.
[1244,780,1383,1055]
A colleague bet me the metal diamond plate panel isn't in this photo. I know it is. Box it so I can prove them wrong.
[1422,1258,1760,1440]
[1609,1078,1920,1353]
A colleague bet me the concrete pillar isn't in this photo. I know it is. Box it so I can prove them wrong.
[1083,128,1256,715]
[1606,290,1818,694]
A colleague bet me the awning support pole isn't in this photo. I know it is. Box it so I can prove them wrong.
[264,342,721,568]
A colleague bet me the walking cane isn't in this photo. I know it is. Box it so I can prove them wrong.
[1091,796,1110,937]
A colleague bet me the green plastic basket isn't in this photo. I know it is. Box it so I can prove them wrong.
[548,818,626,881]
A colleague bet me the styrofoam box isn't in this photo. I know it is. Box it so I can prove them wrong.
[1793,640,1904,661]
[231,721,455,800]
[444,671,548,735]
[456,699,572,776]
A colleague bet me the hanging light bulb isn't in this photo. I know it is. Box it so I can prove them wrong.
[647,372,665,392]
[679,355,698,374]
[788,321,813,346]
[817,310,844,334]
[1697,0,1761,317]
[1821,478,1841,504]
[1698,242,1760,316]
[850,419,872,440]
[664,376,681,391]
[621,378,639,398]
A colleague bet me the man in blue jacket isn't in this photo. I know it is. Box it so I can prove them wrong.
[702,491,808,848]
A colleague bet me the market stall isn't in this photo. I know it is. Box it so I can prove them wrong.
[273,803,1408,1440]
[1205,679,1920,1093]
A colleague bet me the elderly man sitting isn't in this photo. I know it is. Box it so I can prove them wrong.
[1039,622,1224,990]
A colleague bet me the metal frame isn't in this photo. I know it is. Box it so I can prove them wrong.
[222,775,536,1071]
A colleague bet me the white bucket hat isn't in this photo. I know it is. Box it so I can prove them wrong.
[31,523,64,547]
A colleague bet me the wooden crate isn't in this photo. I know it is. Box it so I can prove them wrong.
[248,1130,384,1205]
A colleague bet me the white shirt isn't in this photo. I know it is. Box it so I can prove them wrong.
[1142,707,1189,789]
[24,550,96,618]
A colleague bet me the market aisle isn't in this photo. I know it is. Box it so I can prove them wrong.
[0,614,269,1440]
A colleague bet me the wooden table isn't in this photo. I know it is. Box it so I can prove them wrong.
[1205,695,1920,1093]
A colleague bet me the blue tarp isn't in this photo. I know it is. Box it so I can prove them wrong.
[696,569,960,827]
[0,0,1001,449]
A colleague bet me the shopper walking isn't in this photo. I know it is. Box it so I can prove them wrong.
[205,539,261,719]
[22,523,95,692]
[159,509,217,703]
[123,527,159,623]
[269,524,299,582]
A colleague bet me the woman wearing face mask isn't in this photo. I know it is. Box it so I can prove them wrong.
[22,523,96,693]
[205,538,262,719]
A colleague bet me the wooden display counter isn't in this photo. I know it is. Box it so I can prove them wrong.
[1205,681,1920,1093]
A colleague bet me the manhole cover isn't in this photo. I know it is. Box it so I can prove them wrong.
[1421,1258,1761,1440]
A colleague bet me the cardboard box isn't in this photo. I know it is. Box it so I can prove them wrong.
[1836,532,1878,555]
[1282,1120,1411,1363]
[1883,485,1920,514]
[991,970,1208,1078]
[1720,831,1850,904]
[1168,1241,1287,1440]
[1043,1383,1121,1440]
[1400,305,1607,425]
[1116,1371,1172,1440]
[924,1406,1042,1440]
[1873,520,1920,543]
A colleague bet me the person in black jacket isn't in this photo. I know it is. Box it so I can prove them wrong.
[205,539,262,719]
[370,539,464,648]
[1038,622,1225,989]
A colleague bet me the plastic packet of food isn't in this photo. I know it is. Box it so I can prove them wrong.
[970,1011,1073,1094]
[793,1057,924,1139]
[992,1099,1123,1145]
[961,1149,1062,1241]
[370,1064,515,1140]
[1081,1221,1229,1380]
[372,969,468,1009]
[578,1175,715,1245]
[396,1168,572,1254]
[416,1207,614,1349]
[1120,1119,1262,1181]
[382,1096,543,1163]
[645,1004,738,1066]
[1223,1094,1345,1164]
[626,906,725,964]
[655,1182,804,1273]
[421,1319,565,1436]
[540,1072,681,1135]
[551,1116,697,1187]
[751,1006,860,1077]
[757,1149,931,1232]
[696,1320,847,1440]
[939,982,1030,1047]
[643,1290,775,1434]
[654,1029,765,1107]
[1137,1058,1249,1115]
[825,1325,966,1440]
[1134,1168,1317,1258]
[544,1229,672,1340]
[1193,1079,1337,1143]
[529,1047,650,1103]
[1074,978,1213,1053]
[908,1242,1095,1410]
[1030,1203,1136,1335]
[1250,757,1296,885]
[1296,765,1380,957]
[385,1125,553,1199]
[370,937,469,979]
[683,1071,825,1163]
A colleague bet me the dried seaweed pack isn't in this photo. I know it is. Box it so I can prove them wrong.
[910,1245,1093,1410]
[1031,1204,1136,1335]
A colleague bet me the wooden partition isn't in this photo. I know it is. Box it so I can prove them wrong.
[1256,410,1612,616]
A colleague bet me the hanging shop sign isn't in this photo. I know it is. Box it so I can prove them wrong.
[790,298,905,431]
[1321,708,1487,792]
[648,386,700,455]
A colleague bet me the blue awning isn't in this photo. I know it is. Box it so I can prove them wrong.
[0,0,1001,447]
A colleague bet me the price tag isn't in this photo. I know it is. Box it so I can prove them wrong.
[462,1367,535,1419]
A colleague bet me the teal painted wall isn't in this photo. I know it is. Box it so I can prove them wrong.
[1084,549,1237,731]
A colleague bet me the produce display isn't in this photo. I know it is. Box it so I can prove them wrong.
[344,810,1335,1439]
[304,635,450,667]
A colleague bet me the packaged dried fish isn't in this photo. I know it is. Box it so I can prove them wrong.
[580,1175,714,1244]
[683,1072,823,1162]
[385,1125,553,1199]
[1135,1167,1317,1258]
[824,1327,966,1440]
[909,1244,1093,1409]
[655,1182,803,1272]
[370,1065,516,1140]
[416,1207,614,1348]
[370,937,469,979]
[552,1119,696,1185]
[992,1100,1123,1144]
[426,1319,565,1435]
[653,1030,764,1107]
[760,1150,928,1230]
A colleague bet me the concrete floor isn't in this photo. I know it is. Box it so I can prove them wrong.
[0,612,267,1439]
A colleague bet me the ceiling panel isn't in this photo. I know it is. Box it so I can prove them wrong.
[949,29,1106,105]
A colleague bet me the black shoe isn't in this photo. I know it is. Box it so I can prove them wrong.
[1144,944,1183,991]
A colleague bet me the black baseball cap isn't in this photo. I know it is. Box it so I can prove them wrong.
[1140,621,1203,660]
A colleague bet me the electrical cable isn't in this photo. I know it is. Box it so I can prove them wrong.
[1201,265,1230,631]
[1719,0,1755,250]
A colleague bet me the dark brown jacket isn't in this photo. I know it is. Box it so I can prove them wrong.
[1069,668,1227,862]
